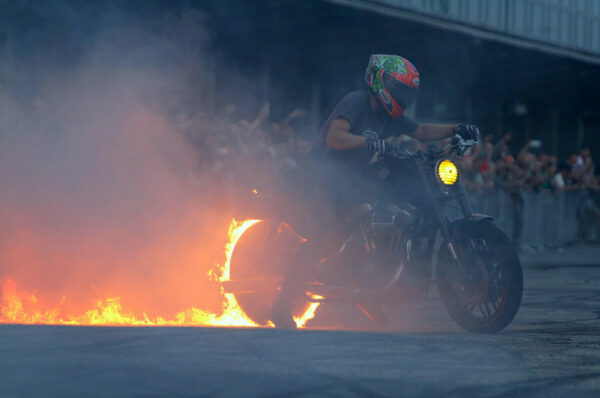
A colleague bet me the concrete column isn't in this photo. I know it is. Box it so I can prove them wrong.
[525,115,533,142]
[465,95,473,123]
[496,101,504,137]
[550,108,559,157]
[576,115,585,151]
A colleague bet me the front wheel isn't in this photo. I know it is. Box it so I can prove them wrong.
[438,220,523,333]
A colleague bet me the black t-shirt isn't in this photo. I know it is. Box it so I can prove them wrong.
[320,90,418,141]
[318,90,419,173]
[294,90,421,217]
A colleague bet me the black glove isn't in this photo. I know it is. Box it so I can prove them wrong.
[363,130,387,160]
[453,124,480,146]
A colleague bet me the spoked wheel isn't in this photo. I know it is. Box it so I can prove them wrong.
[438,220,523,333]
[229,220,311,326]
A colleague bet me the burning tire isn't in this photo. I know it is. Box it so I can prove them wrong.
[227,220,317,326]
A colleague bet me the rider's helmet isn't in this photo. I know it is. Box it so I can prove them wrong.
[365,54,420,119]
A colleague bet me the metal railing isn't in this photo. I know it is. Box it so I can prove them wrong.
[468,189,588,246]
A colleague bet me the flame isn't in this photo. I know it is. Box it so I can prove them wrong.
[209,219,262,327]
[294,295,322,328]
[0,219,320,328]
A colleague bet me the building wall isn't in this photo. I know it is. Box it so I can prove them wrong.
[339,0,600,58]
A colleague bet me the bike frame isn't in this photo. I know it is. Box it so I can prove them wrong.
[224,145,492,302]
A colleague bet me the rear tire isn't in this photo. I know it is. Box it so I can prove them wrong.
[438,221,523,333]
[230,220,310,326]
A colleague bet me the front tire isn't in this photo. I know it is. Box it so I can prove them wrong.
[438,220,523,333]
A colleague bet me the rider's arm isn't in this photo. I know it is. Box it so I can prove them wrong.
[411,123,456,142]
[325,118,366,150]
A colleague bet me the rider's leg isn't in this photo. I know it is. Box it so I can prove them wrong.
[270,156,362,328]
[271,238,328,328]
[270,193,374,327]
[270,180,340,328]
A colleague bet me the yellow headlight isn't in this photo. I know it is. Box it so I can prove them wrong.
[437,159,458,185]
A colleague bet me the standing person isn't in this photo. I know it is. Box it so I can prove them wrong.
[580,148,595,184]
[271,54,480,328]
[493,131,513,161]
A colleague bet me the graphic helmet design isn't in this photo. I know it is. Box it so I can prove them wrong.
[365,54,420,118]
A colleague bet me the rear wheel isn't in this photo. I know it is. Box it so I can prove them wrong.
[229,220,310,326]
[438,220,523,333]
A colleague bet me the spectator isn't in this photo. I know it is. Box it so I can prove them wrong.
[493,131,513,161]
[552,163,571,191]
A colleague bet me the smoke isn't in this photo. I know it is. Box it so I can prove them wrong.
[0,3,230,316]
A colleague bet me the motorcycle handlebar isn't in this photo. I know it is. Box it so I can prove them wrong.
[389,136,475,161]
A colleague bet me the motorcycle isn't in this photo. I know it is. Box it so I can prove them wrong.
[224,137,523,333]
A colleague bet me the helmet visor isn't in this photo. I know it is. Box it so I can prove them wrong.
[383,72,418,109]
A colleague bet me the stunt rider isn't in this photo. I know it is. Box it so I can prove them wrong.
[324,54,478,172]
[272,54,479,328]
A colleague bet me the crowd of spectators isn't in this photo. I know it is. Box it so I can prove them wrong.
[458,131,600,244]
[176,105,598,196]
[459,131,598,195]
[174,103,312,190]
[172,105,600,244]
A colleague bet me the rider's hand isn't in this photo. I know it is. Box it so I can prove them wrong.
[454,124,480,146]
[363,130,387,160]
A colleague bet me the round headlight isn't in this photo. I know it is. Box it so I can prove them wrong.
[437,159,458,185]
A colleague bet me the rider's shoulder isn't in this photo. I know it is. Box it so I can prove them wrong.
[337,90,370,106]
[393,114,419,134]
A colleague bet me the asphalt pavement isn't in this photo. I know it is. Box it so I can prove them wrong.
[1,243,599,397]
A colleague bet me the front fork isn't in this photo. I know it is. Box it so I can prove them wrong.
[448,184,475,258]
[414,159,473,274]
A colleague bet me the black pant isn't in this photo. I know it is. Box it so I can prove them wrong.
[273,157,367,315]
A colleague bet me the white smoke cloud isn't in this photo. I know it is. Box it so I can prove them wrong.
[0,4,230,316]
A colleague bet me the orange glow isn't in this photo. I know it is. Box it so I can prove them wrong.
[0,219,320,328]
